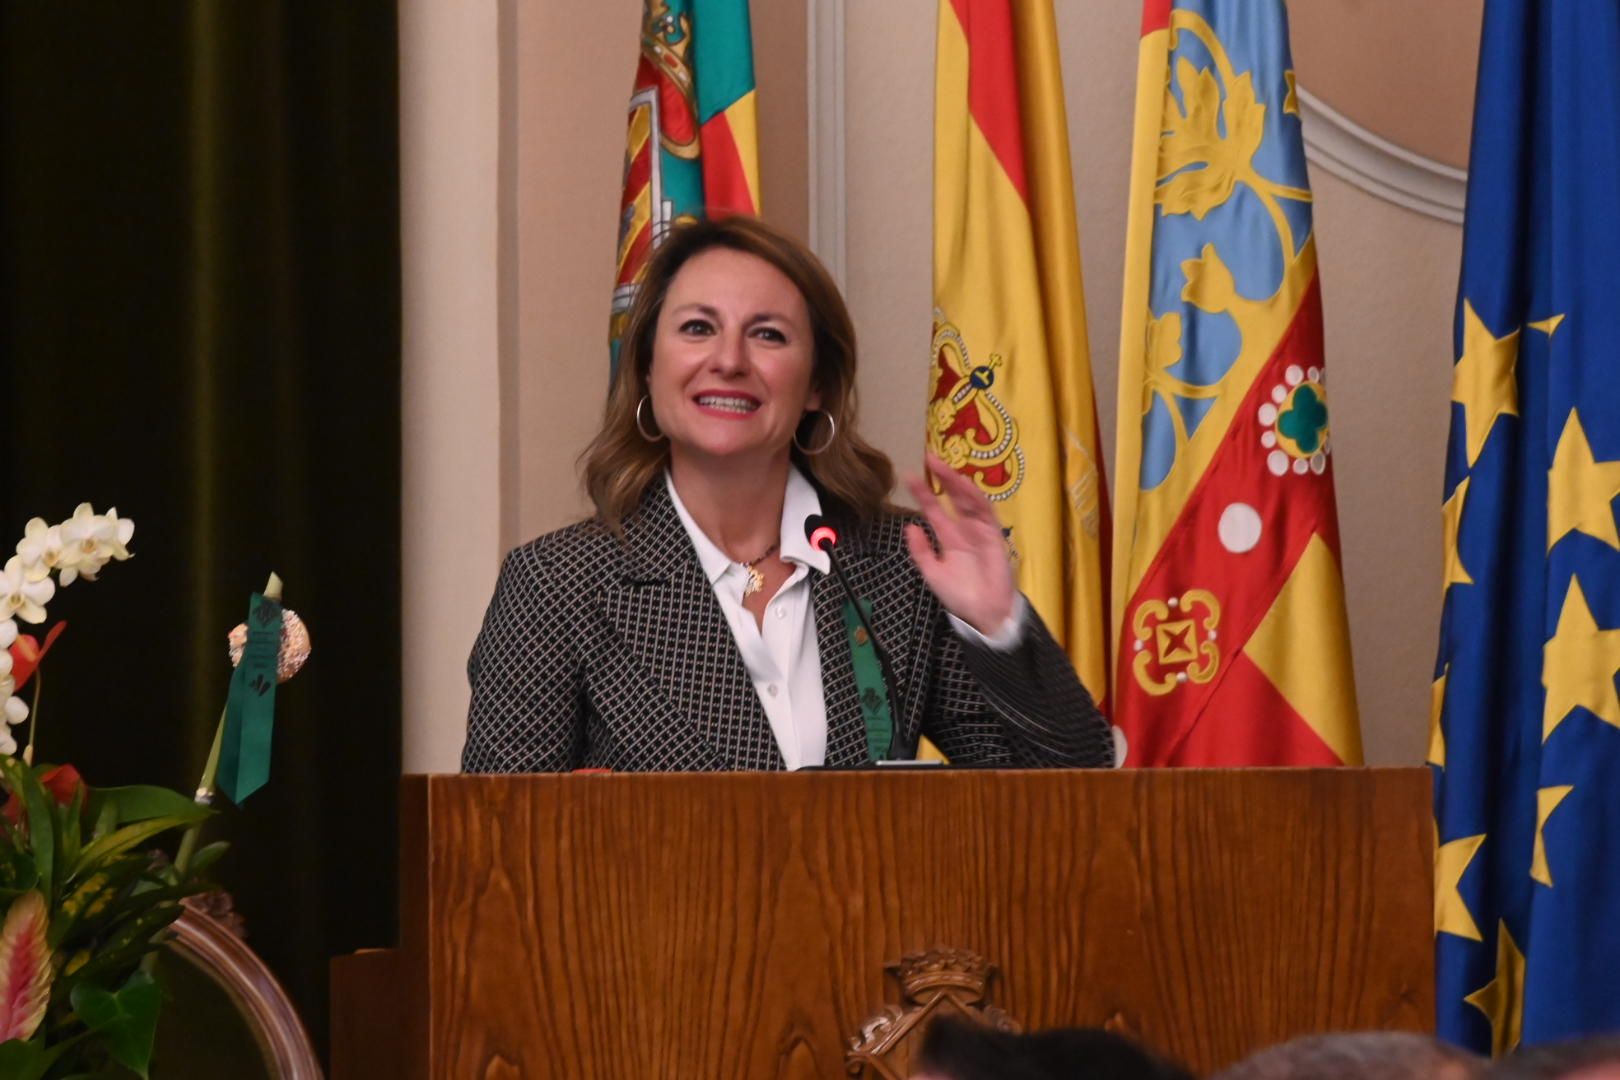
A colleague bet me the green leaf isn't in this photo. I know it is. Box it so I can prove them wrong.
[68,817,194,885]
[0,760,56,904]
[50,858,148,951]
[56,905,182,993]
[84,787,210,829]
[55,785,85,880]
[182,841,229,878]
[0,848,39,897]
[94,881,207,929]
[71,972,162,1079]
[89,802,117,844]
[0,1036,67,1080]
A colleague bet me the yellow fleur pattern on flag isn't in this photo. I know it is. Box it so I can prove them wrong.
[1157,60,1265,221]
[1154,13,1309,253]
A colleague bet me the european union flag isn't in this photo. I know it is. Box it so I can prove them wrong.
[1433,0,1620,1056]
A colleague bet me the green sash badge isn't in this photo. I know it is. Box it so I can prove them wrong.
[216,592,282,804]
[843,598,893,762]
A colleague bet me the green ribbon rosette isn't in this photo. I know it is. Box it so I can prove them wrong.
[215,591,284,805]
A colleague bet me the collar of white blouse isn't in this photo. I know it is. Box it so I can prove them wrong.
[664,465,831,589]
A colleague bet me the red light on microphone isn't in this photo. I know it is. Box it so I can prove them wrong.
[809,525,839,552]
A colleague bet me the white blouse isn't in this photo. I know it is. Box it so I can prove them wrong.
[665,468,1023,769]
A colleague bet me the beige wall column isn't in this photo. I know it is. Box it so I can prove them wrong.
[398,0,506,773]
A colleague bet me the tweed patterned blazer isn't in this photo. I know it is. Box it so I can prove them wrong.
[461,482,1113,773]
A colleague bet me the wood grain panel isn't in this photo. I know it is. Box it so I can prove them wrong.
[333,769,1431,1077]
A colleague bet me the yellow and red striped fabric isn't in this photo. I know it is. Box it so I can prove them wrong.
[930,0,1110,707]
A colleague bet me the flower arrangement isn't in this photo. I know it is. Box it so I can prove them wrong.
[0,505,307,1078]
[0,505,134,759]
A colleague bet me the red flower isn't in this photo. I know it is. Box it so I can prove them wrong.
[5,623,65,694]
[1,764,84,827]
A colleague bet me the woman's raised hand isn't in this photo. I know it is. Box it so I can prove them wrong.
[903,453,1018,636]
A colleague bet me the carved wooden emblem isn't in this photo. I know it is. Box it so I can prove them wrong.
[845,947,1020,1079]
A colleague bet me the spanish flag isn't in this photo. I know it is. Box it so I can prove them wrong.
[612,0,760,364]
[1111,0,1361,766]
[930,0,1110,705]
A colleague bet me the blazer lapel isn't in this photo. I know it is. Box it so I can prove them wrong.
[601,484,783,770]
[812,569,873,768]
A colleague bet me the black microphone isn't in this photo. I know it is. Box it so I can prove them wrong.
[805,514,910,761]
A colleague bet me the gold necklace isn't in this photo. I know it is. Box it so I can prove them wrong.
[739,542,779,596]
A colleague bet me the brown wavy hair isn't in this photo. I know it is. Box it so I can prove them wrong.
[582,215,896,531]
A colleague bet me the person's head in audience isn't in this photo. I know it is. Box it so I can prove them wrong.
[1492,1036,1620,1080]
[1211,1032,1485,1080]
[909,1015,1194,1080]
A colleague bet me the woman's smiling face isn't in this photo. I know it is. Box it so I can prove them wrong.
[646,245,821,470]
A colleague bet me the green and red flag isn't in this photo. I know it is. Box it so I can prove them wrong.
[1111,0,1361,766]
[612,0,760,365]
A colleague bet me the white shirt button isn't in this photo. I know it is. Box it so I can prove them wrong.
[775,607,786,619]
[767,683,779,697]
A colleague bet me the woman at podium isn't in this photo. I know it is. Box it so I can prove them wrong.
[462,216,1110,773]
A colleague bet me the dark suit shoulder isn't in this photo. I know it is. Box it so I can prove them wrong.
[501,516,622,598]
[846,508,925,558]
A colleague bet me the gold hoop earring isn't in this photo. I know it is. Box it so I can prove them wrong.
[794,410,836,456]
[636,395,665,442]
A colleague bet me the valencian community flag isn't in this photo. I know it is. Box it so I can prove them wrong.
[612,0,760,363]
[1433,0,1620,1055]
[1111,0,1360,766]
[931,0,1111,704]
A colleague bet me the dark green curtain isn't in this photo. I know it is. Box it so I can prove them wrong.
[0,2,400,1062]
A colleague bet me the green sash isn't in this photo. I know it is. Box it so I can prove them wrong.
[843,599,894,762]
[216,592,281,804]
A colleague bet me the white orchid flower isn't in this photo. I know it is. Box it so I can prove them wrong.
[0,667,23,742]
[0,619,15,649]
[15,519,66,584]
[0,651,10,679]
[57,503,133,586]
[0,557,54,624]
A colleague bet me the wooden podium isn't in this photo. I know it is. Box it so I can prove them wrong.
[331,769,1431,1078]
